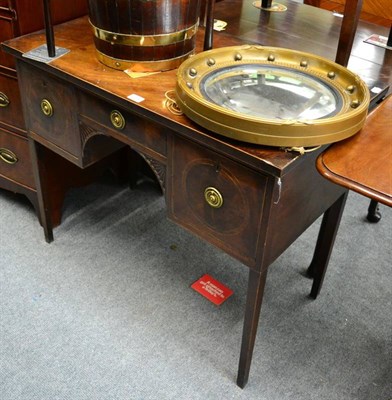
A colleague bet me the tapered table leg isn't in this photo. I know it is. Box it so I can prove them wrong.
[28,139,54,243]
[366,199,381,223]
[237,268,268,388]
[307,191,348,298]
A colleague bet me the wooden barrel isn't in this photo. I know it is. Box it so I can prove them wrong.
[88,0,200,72]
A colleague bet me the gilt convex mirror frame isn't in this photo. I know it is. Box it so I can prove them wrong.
[175,45,370,147]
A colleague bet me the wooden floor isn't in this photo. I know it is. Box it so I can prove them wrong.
[317,0,391,28]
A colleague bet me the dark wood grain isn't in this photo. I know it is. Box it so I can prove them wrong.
[305,0,391,27]
[307,191,348,298]
[2,1,389,388]
[0,0,130,235]
[317,95,392,207]
[88,0,199,66]
[213,0,392,91]
[3,18,300,176]
[335,0,363,67]
[237,269,268,388]
[0,0,88,70]
[0,127,35,187]
[167,135,273,269]
[262,147,346,270]
[0,74,25,133]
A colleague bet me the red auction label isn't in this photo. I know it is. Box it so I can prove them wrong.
[191,274,233,306]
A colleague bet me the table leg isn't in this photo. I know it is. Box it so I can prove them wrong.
[335,0,363,67]
[387,23,392,47]
[237,268,268,388]
[366,199,381,223]
[307,191,348,299]
[28,139,54,243]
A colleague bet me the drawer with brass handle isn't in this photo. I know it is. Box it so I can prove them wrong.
[0,129,35,188]
[77,91,167,160]
[168,136,270,268]
[0,147,18,164]
[40,99,54,117]
[16,62,81,163]
[0,92,10,107]
[0,75,26,133]
[17,62,128,167]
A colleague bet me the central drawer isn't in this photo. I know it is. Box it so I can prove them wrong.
[77,91,167,161]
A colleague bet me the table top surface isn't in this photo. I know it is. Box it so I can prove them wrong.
[3,0,391,177]
[214,0,392,93]
[317,94,392,206]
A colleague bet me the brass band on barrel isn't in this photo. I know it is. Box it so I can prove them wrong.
[90,22,198,47]
[88,0,199,72]
[96,49,195,72]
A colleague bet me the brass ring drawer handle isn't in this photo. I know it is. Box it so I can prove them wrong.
[110,110,126,130]
[0,148,18,164]
[0,92,10,107]
[41,99,54,117]
[204,187,224,208]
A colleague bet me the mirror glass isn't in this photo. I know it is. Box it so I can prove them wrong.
[200,64,343,120]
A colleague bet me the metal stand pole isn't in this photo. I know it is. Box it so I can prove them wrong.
[261,0,273,7]
[22,0,69,62]
[203,0,216,50]
[43,0,56,57]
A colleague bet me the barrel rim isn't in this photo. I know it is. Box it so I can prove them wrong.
[95,48,196,72]
[89,19,199,47]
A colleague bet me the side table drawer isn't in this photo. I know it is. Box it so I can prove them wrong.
[168,136,271,268]
[0,74,26,132]
[16,62,81,162]
[0,128,35,188]
[0,12,16,70]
